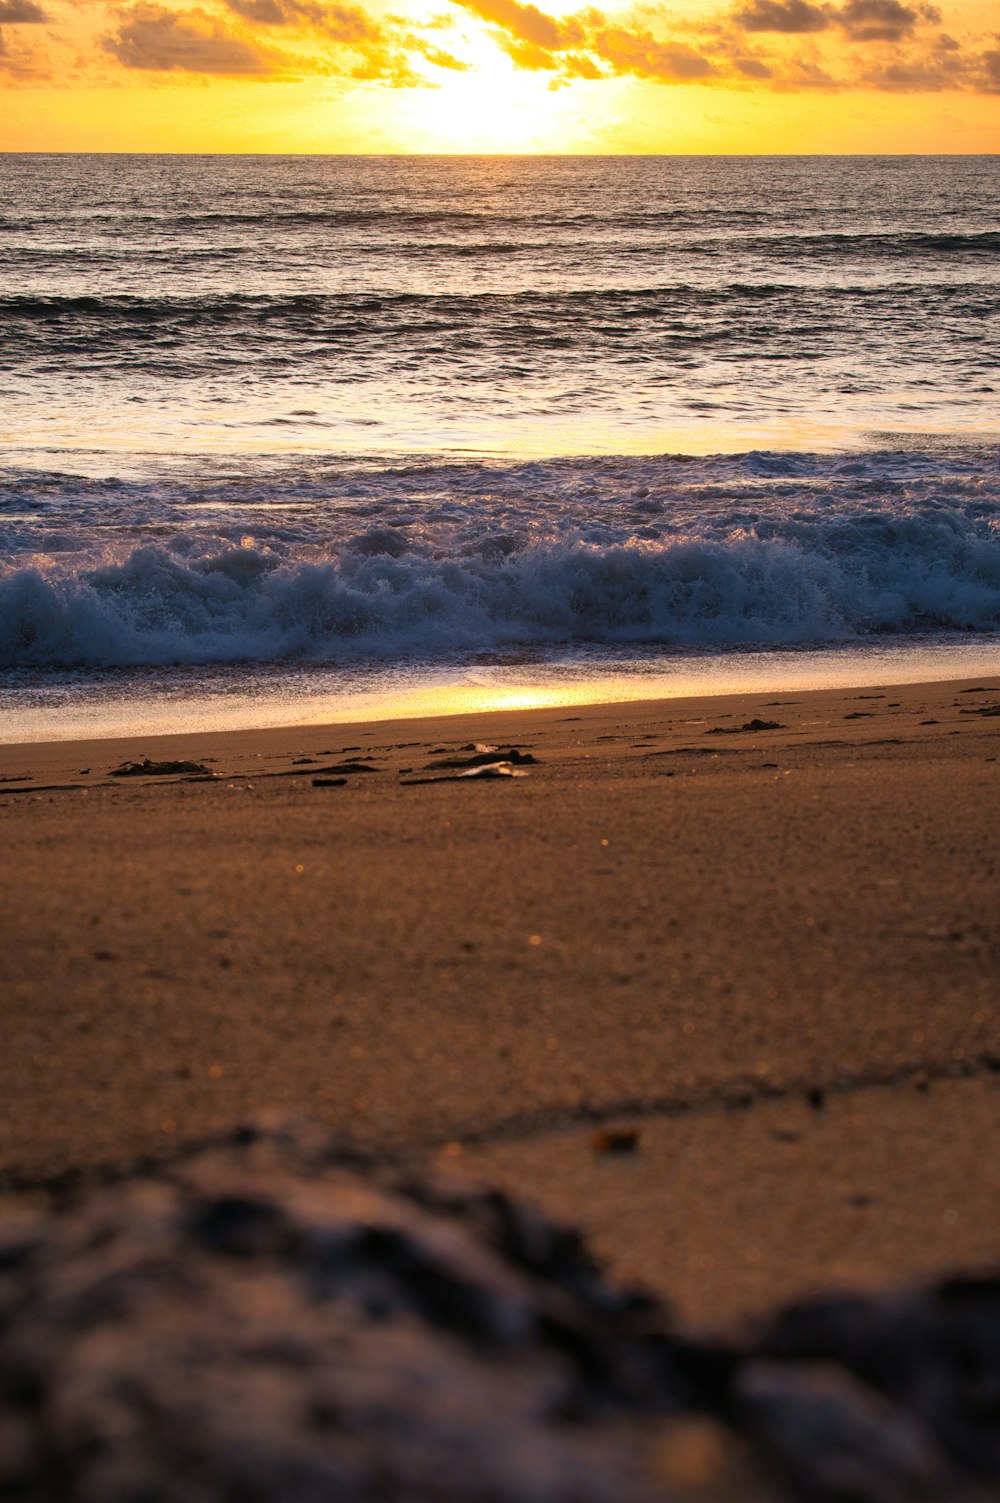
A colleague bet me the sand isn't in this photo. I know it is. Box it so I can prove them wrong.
[2,675,998,1328]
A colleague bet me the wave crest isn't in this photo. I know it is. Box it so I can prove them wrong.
[3,513,998,669]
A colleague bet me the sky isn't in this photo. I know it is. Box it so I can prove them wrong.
[1,0,997,150]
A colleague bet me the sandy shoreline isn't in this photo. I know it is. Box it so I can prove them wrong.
[2,674,999,1326]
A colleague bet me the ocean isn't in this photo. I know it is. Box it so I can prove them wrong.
[1,153,998,739]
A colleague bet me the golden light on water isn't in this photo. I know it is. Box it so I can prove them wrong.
[310,679,617,724]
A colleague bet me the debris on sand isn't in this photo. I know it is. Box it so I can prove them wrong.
[401,761,529,786]
[590,1126,641,1154]
[427,748,539,770]
[706,720,785,736]
[264,760,379,780]
[459,761,528,778]
[109,759,214,778]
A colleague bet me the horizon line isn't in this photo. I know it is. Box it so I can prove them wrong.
[2,148,997,157]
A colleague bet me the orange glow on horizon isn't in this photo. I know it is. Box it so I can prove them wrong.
[0,0,997,152]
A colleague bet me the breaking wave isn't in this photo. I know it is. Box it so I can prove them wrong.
[4,510,998,669]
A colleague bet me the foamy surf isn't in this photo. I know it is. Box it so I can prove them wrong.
[2,448,997,670]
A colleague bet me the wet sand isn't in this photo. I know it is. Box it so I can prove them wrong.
[2,676,998,1326]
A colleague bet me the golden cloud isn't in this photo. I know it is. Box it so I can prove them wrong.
[0,0,49,74]
[0,0,48,18]
[216,0,468,78]
[83,0,1000,94]
[103,2,284,70]
[735,0,830,32]
[460,0,564,47]
[456,0,1000,91]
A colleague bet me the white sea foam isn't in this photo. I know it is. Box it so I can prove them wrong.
[2,449,997,669]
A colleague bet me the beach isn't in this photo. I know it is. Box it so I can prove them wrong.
[3,673,998,1329]
[2,145,998,1499]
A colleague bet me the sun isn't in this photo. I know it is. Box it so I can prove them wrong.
[396,44,594,153]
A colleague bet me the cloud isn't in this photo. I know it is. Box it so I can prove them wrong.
[453,0,563,48]
[348,48,421,77]
[451,0,715,80]
[490,31,555,65]
[403,0,1000,95]
[735,0,830,32]
[226,0,285,21]
[886,37,1000,91]
[859,29,976,85]
[218,0,465,80]
[559,48,603,75]
[0,9,52,74]
[589,25,715,76]
[732,0,942,38]
[785,55,839,83]
[980,45,1000,89]
[410,37,468,66]
[837,0,934,40]
[493,19,714,80]
[224,0,383,41]
[454,0,996,90]
[103,2,282,71]
[346,21,470,78]
[0,0,47,18]
[292,0,382,41]
[862,57,948,83]
[93,0,1000,95]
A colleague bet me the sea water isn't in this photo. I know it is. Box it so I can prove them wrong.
[1,154,997,739]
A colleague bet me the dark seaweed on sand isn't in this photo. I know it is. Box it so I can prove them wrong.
[109,758,214,777]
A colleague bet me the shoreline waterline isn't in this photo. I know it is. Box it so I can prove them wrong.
[4,639,997,744]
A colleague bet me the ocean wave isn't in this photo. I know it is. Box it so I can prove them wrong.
[8,209,997,253]
[3,509,998,669]
[1,281,991,321]
[1,280,985,315]
[0,206,786,235]
[4,285,994,383]
[734,231,1000,259]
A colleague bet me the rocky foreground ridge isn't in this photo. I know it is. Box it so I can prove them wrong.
[1,1122,998,1502]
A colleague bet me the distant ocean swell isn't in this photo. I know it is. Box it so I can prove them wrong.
[5,281,995,324]
[6,215,1000,253]
[4,513,998,669]
[4,286,995,382]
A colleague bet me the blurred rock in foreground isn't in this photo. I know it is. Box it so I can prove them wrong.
[0,1123,997,1502]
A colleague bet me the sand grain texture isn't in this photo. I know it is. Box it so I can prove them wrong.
[2,677,999,1325]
